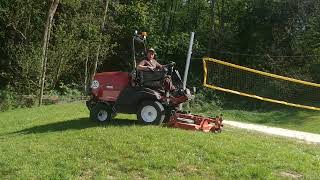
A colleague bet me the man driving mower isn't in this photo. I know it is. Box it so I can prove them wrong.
[137,48,162,71]
[86,31,223,132]
[136,48,175,91]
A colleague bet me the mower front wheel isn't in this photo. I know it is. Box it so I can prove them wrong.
[137,101,165,125]
[90,103,112,123]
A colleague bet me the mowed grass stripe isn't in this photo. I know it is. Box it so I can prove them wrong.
[0,102,319,179]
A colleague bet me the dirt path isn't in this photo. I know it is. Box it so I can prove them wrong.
[224,120,320,144]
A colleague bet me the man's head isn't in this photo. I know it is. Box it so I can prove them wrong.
[147,48,156,60]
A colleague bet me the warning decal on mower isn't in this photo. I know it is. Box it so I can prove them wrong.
[91,80,100,89]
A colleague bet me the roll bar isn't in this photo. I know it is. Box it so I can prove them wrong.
[132,31,147,69]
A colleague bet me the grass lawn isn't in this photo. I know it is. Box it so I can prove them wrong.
[223,109,320,134]
[190,102,320,134]
[0,102,320,179]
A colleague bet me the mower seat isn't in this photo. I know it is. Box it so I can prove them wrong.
[138,70,167,89]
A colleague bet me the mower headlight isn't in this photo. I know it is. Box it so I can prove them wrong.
[91,80,100,89]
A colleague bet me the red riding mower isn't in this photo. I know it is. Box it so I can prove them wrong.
[86,32,223,133]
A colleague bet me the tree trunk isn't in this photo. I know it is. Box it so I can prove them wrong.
[24,0,31,40]
[167,0,176,34]
[91,0,109,80]
[218,0,225,49]
[207,0,216,56]
[38,0,60,106]
[84,46,89,94]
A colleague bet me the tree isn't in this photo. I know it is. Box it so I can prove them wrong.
[207,0,216,56]
[39,0,60,106]
[92,0,110,80]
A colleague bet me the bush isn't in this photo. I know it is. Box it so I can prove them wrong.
[188,91,224,116]
[0,86,18,111]
[20,95,37,108]
[58,82,84,102]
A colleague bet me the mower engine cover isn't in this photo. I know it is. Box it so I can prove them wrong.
[90,72,130,102]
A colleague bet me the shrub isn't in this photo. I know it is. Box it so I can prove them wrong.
[0,86,18,111]
[58,82,83,102]
[188,90,223,116]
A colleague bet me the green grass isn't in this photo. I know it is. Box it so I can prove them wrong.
[222,109,320,134]
[0,102,320,179]
[190,101,320,134]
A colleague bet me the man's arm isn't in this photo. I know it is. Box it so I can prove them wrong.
[155,60,163,69]
[137,60,153,71]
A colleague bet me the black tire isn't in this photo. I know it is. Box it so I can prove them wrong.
[90,103,112,123]
[137,100,165,125]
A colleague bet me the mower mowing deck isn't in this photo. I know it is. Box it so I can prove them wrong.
[168,113,223,133]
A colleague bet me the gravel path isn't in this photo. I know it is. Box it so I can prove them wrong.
[224,120,320,144]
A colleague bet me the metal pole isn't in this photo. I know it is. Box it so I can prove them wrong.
[183,32,195,90]
[132,37,136,69]
[180,32,195,110]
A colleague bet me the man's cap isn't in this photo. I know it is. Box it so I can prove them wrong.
[147,48,156,53]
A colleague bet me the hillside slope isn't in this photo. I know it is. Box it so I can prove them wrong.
[0,103,319,179]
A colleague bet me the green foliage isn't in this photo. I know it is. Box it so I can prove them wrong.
[0,86,38,111]
[0,0,117,96]
[188,91,223,115]
[1,0,320,111]
[0,86,17,111]
[58,82,83,100]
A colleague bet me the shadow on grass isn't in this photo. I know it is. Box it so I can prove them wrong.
[12,118,140,135]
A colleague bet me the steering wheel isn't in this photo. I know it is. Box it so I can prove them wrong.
[159,61,175,72]
[163,61,176,67]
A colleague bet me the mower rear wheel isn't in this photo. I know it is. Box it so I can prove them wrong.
[90,103,112,123]
[137,101,165,125]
